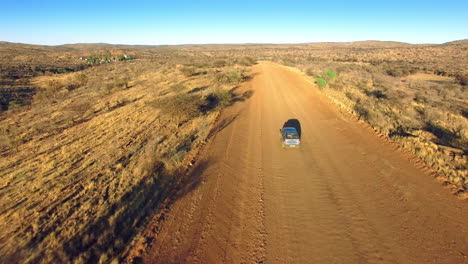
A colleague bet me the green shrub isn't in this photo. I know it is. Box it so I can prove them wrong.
[316,77,327,89]
[325,70,337,80]
[87,56,97,64]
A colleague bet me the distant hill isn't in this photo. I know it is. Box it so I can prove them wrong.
[0,41,75,53]
[442,39,468,46]
[61,43,129,50]
[2,39,467,51]
[0,42,146,53]
[300,40,414,49]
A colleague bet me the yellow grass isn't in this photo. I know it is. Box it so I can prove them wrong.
[0,45,255,263]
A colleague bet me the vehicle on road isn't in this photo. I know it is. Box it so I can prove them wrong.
[280,127,300,147]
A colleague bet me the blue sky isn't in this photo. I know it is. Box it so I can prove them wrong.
[1,0,467,45]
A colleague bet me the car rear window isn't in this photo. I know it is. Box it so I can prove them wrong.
[285,133,299,139]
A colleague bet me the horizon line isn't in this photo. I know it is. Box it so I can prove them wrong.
[2,39,467,47]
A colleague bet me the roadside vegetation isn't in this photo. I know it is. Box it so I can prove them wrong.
[1,40,466,263]
[273,41,467,191]
[0,42,255,263]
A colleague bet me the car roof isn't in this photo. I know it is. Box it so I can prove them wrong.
[283,127,298,133]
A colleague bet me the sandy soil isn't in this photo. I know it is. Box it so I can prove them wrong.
[137,61,468,264]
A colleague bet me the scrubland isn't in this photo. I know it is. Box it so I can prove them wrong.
[269,40,467,191]
[0,43,255,263]
[0,40,467,263]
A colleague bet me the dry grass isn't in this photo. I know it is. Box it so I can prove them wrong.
[0,43,255,263]
[276,44,467,190]
[1,40,467,262]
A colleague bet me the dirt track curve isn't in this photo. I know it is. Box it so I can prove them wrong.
[140,61,468,264]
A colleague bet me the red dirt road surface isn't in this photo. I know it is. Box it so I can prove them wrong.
[139,62,468,264]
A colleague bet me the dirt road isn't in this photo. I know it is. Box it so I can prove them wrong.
[140,62,468,264]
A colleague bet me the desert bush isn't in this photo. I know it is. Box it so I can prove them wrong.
[455,86,468,100]
[425,121,464,150]
[372,72,396,90]
[8,101,21,111]
[66,99,92,123]
[462,108,468,118]
[345,91,359,101]
[393,107,424,135]
[34,88,61,104]
[213,60,227,67]
[422,108,468,151]
[236,57,257,66]
[316,77,327,89]
[171,83,186,93]
[455,73,468,85]
[196,118,212,141]
[227,70,243,83]
[46,79,64,91]
[385,67,403,77]
[150,93,203,125]
[180,66,195,77]
[114,77,129,89]
[0,134,11,149]
[414,92,430,103]
[103,82,115,95]
[282,57,298,67]
[75,73,88,86]
[364,89,387,99]
[423,107,444,121]
[305,68,318,77]
[329,82,344,90]
[353,100,370,121]
[325,70,337,81]
[382,63,417,77]
[215,70,245,84]
[201,88,233,112]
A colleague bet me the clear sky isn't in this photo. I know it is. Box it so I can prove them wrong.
[1,0,467,45]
